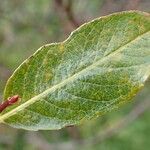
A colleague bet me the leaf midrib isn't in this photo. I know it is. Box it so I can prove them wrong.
[0,30,149,123]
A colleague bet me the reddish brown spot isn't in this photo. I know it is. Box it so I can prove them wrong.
[0,95,19,113]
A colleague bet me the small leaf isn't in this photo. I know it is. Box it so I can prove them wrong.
[1,11,150,130]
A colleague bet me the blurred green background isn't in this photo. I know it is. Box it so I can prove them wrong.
[0,0,150,150]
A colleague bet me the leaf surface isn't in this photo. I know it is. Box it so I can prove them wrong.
[1,11,150,130]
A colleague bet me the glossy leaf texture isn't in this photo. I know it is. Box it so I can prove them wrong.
[1,11,150,130]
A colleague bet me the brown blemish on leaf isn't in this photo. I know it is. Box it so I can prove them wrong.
[45,73,53,82]
[59,43,65,53]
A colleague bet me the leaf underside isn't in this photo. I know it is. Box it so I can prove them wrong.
[1,11,150,130]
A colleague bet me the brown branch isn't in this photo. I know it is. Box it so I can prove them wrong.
[100,0,115,15]
[66,126,83,144]
[26,132,77,150]
[54,0,80,28]
[84,98,150,146]
[0,95,19,113]
[0,64,12,79]
[125,0,141,10]
[64,0,80,28]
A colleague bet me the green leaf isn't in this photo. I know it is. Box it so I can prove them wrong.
[1,11,150,130]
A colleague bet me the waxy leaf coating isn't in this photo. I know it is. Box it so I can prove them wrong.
[1,11,150,130]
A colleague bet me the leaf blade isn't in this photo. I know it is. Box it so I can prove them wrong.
[1,11,150,130]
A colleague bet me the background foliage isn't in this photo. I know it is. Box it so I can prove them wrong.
[0,0,149,150]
